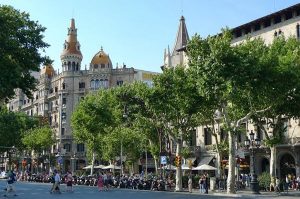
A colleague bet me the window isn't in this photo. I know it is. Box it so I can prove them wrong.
[79,82,85,89]
[64,143,71,152]
[274,15,281,24]
[117,80,123,86]
[264,19,271,27]
[55,87,58,93]
[61,127,65,135]
[285,12,293,20]
[94,64,98,69]
[90,80,95,89]
[101,64,105,68]
[204,128,212,145]
[235,30,242,38]
[104,79,109,88]
[62,98,67,105]
[254,23,261,31]
[95,79,100,89]
[62,83,66,90]
[244,27,251,34]
[77,143,85,152]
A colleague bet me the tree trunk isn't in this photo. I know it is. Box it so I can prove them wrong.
[154,156,158,175]
[227,131,236,194]
[175,139,183,192]
[269,146,276,190]
[90,151,95,176]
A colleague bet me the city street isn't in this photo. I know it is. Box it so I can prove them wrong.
[0,180,299,199]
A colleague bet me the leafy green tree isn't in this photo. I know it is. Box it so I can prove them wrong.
[188,30,282,193]
[22,126,55,153]
[71,89,119,175]
[115,82,161,174]
[148,67,207,191]
[0,108,38,150]
[251,36,300,184]
[0,5,50,102]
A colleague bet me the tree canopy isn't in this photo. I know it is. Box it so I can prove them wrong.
[0,5,50,101]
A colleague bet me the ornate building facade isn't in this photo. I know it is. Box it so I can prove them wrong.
[8,18,158,173]
[166,3,300,179]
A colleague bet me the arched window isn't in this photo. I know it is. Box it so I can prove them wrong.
[68,62,71,70]
[94,64,98,69]
[104,79,109,88]
[95,79,100,89]
[62,82,66,90]
[72,62,75,71]
[90,79,95,89]
[100,79,104,88]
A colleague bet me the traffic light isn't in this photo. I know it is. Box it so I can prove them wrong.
[175,156,182,167]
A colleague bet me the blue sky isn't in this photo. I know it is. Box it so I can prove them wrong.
[1,0,300,72]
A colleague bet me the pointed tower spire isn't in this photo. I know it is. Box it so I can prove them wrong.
[172,16,189,56]
[60,18,83,72]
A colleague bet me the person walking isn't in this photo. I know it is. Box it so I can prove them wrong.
[188,176,192,193]
[65,171,73,192]
[103,172,108,191]
[4,170,17,197]
[97,172,104,191]
[50,170,61,194]
[275,177,280,193]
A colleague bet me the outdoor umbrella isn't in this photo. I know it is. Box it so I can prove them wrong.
[181,164,193,170]
[102,164,121,170]
[192,164,217,171]
[94,164,105,169]
[83,165,93,169]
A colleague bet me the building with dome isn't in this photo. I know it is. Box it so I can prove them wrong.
[7,18,158,173]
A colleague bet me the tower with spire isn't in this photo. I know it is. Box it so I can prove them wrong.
[163,16,189,69]
[61,18,83,72]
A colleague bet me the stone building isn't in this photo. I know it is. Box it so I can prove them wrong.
[165,3,300,178]
[8,18,158,173]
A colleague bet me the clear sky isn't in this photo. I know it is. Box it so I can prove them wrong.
[1,0,300,73]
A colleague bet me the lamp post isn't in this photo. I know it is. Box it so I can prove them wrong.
[244,130,261,194]
[121,105,128,176]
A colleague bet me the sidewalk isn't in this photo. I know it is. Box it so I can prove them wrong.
[210,189,300,197]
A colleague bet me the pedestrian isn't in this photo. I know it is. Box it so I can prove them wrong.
[65,171,73,192]
[199,176,204,193]
[285,175,290,193]
[275,177,280,193]
[204,174,209,194]
[97,172,104,191]
[50,170,61,194]
[4,170,17,197]
[103,171,108,191]
[188,176,192,193]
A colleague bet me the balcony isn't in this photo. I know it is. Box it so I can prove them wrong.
[48,92,58,99]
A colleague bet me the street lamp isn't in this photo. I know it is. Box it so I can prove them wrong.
[121,105,128,176]
[244,130,261,194]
